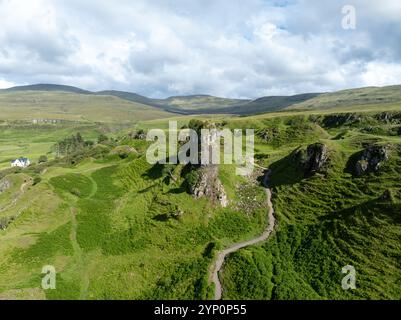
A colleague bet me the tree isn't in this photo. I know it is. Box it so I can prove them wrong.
[98,134,109,144]
[76,132,84,144]
[53,133,87,156]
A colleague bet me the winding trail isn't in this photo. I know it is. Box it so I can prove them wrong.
[211,170,276,300]
[0,179,32,213]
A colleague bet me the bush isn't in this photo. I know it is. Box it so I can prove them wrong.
[98,134,109,144]
[185,169,200,190]
[38,155,48,163]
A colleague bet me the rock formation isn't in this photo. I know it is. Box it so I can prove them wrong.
[296,143,329,176]
[186,120,229,207]
[189,165,229,207]
[355,145,390,176]
[0,178,12,194]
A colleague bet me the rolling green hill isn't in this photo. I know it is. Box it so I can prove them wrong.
[220,93,321,115]
[3,83,401,117]
[290,85,401,111]
[0,90,174,123]
[3,84,92,95]
[0,105,401,300]
[160,95,249,112]
[1,83,401,300]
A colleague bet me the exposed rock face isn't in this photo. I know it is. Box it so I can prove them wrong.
[128,130,147,140]
[322,113,363,128]
[0,178,12,194]
[257,128,278,143]
[297,143,329,176]
[188,165,229,208]
[375,112,401,124]
[355,145,390,176]
[186,120,229,207]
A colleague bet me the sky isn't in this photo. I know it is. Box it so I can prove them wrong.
[0,0,401,98]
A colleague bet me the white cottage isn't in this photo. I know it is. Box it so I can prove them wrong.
[11,157,31,168]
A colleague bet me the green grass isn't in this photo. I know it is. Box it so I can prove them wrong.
[0,136,267,299]
[220,123,401,299]
[0,91,173,123]
[290,85,401,111]
[50,174,94,198]
[0,122,105,170]
[1,104,401,300]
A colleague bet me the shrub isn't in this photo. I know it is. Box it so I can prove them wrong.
[185,169,200,190]
[98,134,109,144]
[38,155,48,163]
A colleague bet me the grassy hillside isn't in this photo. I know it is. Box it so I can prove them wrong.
[161,95,249,111]
[4,83,401,117]
[3,84,91,95]
[0,91,173,122]
[0,122,106,170]
[220,113,401,300]
[1,88,401,300]
[0,122,268,299]
[220,93,321,115]
[290,85,401,111]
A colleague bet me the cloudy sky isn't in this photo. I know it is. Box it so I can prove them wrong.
[0,0,401,98]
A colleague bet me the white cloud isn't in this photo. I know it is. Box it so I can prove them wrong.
[0,0,400,98]
[0,78,15,89]
[361,62,401,87]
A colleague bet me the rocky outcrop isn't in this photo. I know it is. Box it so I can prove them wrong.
[296,143,329,176]
[355,145,390,176]
[375,112,401,124]
[128,130,147,140]
[0,178,12,194]
[111,145,137,158]
[257,128,279,143]
[321,113,363,128]
[188,165,229,207]
[0,216,14,230]
[185,120,229,207]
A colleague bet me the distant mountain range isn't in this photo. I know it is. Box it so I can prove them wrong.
[2,83,401,117]
[1,84,321,115]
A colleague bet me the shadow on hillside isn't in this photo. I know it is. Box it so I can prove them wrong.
[267,147,306,188]
[152,214,170,222]
[142,162,164,180]
[138,184,158,194]
[344,150,364,175]
[318,198,401,228]
[168,181,187,194]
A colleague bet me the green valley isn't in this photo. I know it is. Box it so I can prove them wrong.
[0,85,400,300]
